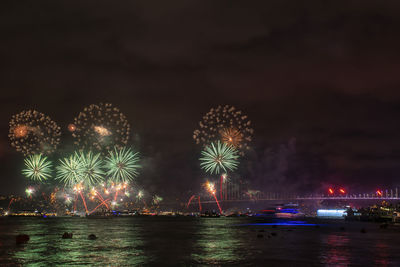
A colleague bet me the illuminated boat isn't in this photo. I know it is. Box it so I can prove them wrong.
[317,209,346,219]
[257,204,304,218]
[256,208,277,217]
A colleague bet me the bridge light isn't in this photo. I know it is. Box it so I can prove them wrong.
[328,188,334,195]
[376,190,383,197]
[339,188,346,194]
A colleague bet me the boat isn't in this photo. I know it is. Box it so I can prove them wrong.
[256,203,304,218]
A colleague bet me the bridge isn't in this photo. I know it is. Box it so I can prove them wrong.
[192,177,400,204]
[197,195,400,204]
[187,187,400,207]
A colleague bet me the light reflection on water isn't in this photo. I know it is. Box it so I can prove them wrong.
[0,217,399,266]
[237,220,317,226]
[192,218,242,265]
[5,218,147,266]
[374,241,389,267]
[320,233,350,266]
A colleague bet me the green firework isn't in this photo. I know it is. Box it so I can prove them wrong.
[105,147,140,183]
[199,140,239,174]
[153,195,163,205]
[137,190,144,200]
[22,154,52,181]
[56,153,84,187]
[78,151,105,187]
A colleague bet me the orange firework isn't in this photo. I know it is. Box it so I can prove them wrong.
[204,181,216,194]
[220,127,243,148]
[193,105,253,156]
[50,192,57,204]
[68,124,76,132]
[72,103,130,152]
[93,125,112,136]
[9,110,61,156]
[14,125,28,138]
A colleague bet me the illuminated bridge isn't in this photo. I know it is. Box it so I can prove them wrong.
[198,195,400,204]
[188,187,400,206]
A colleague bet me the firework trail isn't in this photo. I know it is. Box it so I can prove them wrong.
[186,195,195,208]
[7,198,14,211]
[96,191,109,209]
[90,188,110,209]
[73,184,88,214]
[219,173,227,200]
[73,194,78,213]
[114,188,119,202]
[213,194,222,214]
[79,191,88,214]
[204,181,222,214]
[89,198,110,214]
[198,196,202,212]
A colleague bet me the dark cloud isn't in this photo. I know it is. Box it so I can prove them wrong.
[1,0,400,196]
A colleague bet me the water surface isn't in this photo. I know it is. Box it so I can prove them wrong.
[0,217,399,266]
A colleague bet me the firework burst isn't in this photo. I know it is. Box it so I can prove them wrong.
[152,195,163,205]
[193,105,253,155]
[78,151,105,187]
[22,154,53,182]
[56,153,84,187]
[9,110,61,156]
[204,181,216,194]
[71,103,130,152]
[199,141,239,175]
[220,127,243,147]
[25,187,35,197]
[104,147,141,184]
[137,190,144,200]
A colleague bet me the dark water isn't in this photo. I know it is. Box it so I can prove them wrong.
[1,217,400,266]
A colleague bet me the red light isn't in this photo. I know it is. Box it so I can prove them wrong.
[328,188,334,195]
[339,188,345,194]
[376,190,382,196]
[67,124,76,132]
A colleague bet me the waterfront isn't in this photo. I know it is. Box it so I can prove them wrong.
[1,217,400,266]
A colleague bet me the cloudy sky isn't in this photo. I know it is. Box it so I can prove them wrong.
[1,1,400,197]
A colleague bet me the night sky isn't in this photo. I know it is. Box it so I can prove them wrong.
[1,1,400,197]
